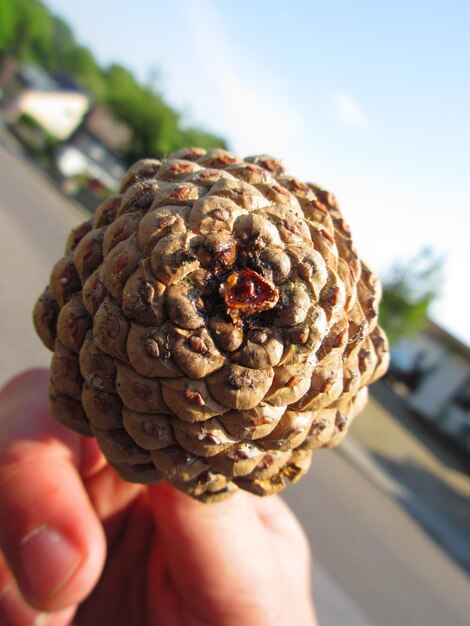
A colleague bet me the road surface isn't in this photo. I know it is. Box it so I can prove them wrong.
[0,139,469,626]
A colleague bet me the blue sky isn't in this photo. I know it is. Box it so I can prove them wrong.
[45,0,470,344]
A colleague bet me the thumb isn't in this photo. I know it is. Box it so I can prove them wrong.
[147,481,281,625]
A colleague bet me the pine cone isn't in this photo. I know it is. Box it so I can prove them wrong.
[33,148,389,502]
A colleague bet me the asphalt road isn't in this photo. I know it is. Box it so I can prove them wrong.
[0,140,469,626]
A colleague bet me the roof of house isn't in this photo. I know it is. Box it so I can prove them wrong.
[426,319,470,360]
[17,64,83,94]
[52,73,82,92]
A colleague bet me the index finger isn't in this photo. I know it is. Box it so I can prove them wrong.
[0,369,106,612]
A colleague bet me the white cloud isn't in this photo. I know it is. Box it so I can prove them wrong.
[334,92,366,125]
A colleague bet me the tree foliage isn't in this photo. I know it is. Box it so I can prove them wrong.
[0,0,226,162]
[0,0,16,52]
[379,248,444,345]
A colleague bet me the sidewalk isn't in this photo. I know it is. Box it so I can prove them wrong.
[344,382,470,571]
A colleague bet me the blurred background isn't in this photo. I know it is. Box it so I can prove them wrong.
[0,1,469,624]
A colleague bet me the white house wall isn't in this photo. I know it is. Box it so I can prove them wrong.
[410,348,470,419]
[10,90,89,140]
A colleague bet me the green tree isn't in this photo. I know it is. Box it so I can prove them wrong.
[51,16,75,56]
[379,248,444,345]
[0,0,16,55]
[103,63,171,159]
[2,0,53,63]
[179,125,227,151]
[103,64,225,163]
[62,45,105,98]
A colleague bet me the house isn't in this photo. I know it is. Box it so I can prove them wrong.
[0,59,127,198]
[389,321,470,451]
[84,104,131,154]
[55,106,130,194]
[1,61,90,141]
[55,129,126,193]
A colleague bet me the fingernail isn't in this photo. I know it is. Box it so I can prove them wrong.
[17,526,81,602]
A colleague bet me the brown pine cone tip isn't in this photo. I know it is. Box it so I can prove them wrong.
[33,148,389,502]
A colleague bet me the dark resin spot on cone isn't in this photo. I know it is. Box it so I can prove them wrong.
[221,269,279,319]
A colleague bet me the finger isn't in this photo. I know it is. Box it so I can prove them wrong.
[0,370,106,613]
[147,482,277,624]
[148,482,263,573]
[0,584,76,626]
[0,552,76,626]
[148,483,318,626]
[254,494,311,552]
[82,464,144,550]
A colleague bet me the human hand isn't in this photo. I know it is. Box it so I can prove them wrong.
[0,369,318,626]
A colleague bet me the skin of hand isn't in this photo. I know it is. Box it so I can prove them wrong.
[0,369,318,626]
